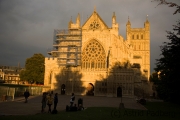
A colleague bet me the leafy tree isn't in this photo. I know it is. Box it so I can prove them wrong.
[152,0,180,103]
[154,21,180,103]
[19,69,26,82]
[20,53,45,84]
[149,72,159,83]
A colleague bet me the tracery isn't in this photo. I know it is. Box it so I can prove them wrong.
[82,40,106,69]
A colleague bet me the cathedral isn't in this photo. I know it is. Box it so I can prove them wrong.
[44,9,150,97]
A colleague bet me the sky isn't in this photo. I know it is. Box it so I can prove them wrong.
[0,0,179,74]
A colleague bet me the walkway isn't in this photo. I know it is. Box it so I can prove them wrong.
[0,95,146,115]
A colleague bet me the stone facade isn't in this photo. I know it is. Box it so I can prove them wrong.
[44,9,150,97]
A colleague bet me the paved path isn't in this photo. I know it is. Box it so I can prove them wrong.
[0,95,146,115]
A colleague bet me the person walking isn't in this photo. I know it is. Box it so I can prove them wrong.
[47,94,53,113]
[24,90,30,103]
[70,93,75,107]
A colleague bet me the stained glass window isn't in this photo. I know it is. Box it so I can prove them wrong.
[82,40,106,69]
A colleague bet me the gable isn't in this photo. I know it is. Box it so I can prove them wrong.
[82,11,109,30]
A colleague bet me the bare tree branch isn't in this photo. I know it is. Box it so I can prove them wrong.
[152,0,180,14]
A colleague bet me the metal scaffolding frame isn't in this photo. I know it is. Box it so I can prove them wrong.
[48,29,82,66]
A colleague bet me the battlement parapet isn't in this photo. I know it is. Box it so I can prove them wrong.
[131,28,145,31]
[45,57,58,61]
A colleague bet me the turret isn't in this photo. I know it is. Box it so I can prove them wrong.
[68,17,72,29]
[126,16,131,30]
[68,14,81,29]
[76,13,80,28]
[112,12,119,32]
[112,12,116,24]
[126,17,131,40]
[144,15,150,31]
[144,15,150,40]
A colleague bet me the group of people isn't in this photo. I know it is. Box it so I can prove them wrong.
[66,93,84,111]
[23,90,83,113]
[41,91,58,113]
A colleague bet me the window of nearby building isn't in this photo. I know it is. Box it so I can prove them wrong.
[141,34,143,39]
[137,35,139,39]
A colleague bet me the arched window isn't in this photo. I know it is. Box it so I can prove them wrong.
[49,72,52,84]
[137,35,139,39]
[141,35,143,39]
[132,35,134,39]
[82,40,106,70]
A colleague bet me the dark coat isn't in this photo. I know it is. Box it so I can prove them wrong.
[54,95,58,103]
[24,91,30,98]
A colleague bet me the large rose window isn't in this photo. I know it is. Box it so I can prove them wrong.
[82,40,106,69]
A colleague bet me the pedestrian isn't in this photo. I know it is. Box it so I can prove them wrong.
[70,93,75,107]
[53,93,58,110]
[41,92,47,113]
[24,90,30,103]
[52,93,58,114]
[47,94,53,113]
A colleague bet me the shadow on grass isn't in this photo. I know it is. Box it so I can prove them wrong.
[1,103,180,120]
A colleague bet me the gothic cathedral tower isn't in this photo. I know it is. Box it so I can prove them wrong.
[127,17,150,80]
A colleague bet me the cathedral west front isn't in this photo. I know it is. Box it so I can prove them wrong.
[44,8,150,97]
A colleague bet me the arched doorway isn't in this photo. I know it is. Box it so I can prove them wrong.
[61,84,66,95]
[86,83,94,96]
[117,86,122,97]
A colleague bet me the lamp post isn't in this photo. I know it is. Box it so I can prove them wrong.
[70,78,74,93]
[30,80,34,95]
[119,87,124,109]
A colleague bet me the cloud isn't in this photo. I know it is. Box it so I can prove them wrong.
[0,0,179,73]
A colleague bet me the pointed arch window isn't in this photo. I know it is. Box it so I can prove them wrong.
[134,44,136,50]
[132,35,134,39]
[82,40,106,70]
[137,35,139,39]
[49,72,52,84]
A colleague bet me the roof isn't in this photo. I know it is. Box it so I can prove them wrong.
[82,10,109,29]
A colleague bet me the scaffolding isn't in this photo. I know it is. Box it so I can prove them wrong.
[48,29,82,66]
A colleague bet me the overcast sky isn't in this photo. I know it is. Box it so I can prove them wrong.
[0,0,179,74]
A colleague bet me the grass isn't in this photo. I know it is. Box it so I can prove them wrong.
[0,102,180,120]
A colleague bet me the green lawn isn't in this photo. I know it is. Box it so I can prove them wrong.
[1,102,180,120]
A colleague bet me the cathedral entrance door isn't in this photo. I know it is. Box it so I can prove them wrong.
[117,87,122,97]
[86,83,94,96]
[61,84,66,95]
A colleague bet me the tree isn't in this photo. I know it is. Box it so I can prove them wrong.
[154,21,180,103]
[20,53,45,84]
[152,0,180,103]
[149,72,159,83]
